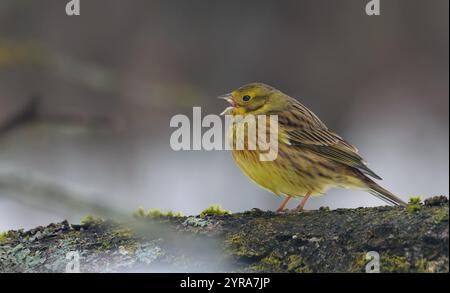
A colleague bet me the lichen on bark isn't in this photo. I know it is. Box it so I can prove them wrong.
[0,196,448,273]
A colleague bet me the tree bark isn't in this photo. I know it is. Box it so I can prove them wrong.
[0,196,448,273]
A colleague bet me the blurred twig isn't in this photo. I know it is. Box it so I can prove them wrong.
[0,170,127,221]
[0,95,39,135]
[0,170,223,250]
[0,39,205,110]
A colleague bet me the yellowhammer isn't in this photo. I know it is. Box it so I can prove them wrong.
[219,82,406,212]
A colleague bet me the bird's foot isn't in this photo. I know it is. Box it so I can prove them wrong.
[276,208,289,214]
[276,208,313,214]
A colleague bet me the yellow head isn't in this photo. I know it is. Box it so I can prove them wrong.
[219,82,289,116]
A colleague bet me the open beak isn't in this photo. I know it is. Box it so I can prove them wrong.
[218,93,237,115]
[217,93,236,106]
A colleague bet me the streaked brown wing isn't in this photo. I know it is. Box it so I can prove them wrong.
[277,101,382,180]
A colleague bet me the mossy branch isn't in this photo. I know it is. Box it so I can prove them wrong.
[0,196,448,273]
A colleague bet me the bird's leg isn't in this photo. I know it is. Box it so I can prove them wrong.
[276,196,292,213]
[295,191,312,211]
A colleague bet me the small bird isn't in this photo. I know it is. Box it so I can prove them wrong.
[219,82,406,212]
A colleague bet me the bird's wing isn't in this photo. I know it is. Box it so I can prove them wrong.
[277,102,382,180]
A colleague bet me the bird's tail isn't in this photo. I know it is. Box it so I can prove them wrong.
[366,180,407,206]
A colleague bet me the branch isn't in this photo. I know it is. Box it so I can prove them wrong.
[0,196,448,273]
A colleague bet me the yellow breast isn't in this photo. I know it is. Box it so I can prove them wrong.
[228,116,342,197]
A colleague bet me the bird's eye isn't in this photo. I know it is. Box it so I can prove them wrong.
[242,95,251,102]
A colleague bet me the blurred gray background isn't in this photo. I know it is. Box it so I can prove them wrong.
[0,0,448,231]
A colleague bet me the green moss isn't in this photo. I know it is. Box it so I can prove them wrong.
[0,231,9,244]
[295,265,312,273]
[348,253,367,273]
[226,232,261,257]
[408,197,422,205]
[407,197,423,213]
[414,258,430,273]
[249,252,312,273]
[113,227,133,238]
[101,240,112,250]
[164,210,184,217]
[200,204,231,218]
[381,255,411,273]
[431,207,449,223]
[133,207,146,217]
[80,214,105,225]
[250,252,283,273]
[133,207,183,218]
[287,255,312,273]
[145,209,164,217]
[349,253,416,273]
